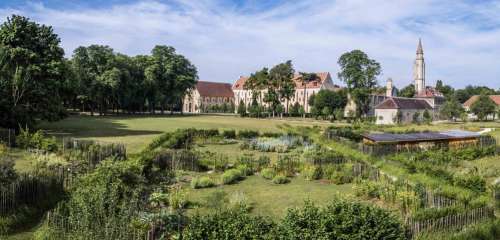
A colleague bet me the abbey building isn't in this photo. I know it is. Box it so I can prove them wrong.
[375,39,445,125]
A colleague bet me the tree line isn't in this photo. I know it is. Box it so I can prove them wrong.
[0,15,198,129]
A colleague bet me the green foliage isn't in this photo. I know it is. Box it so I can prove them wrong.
[222,129,236,139]
[453,175,486,193]
[454,85,497,103]
[440,98,464,121]
[399,84,416,98]
[354,180,383,199]
[289,102,300,117]
[310,89,348,120]
[337,50,381,117]
[447,219,500,240]
[301,164,322,181]
[183,208,275,240]
[261,168,276,180]
[0,15,67,129]
[16,127,58,152]
[278,200,405,240]
[325,126,363,142]
[238,130,259,139]
[471,93,497,121]
[203,190,228,210]
[191,176,216,189]
[412,206,463,221]
[0,157,17,187]
[423,109,432,124]
[221,169,244,185]
[272,174,290,184]
[237,100,247,116]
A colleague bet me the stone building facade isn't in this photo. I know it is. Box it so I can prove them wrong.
[375,97,433,125]
[183,81,234,113]
[232,72,339,113]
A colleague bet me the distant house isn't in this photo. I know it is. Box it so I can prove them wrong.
[183,81,234,113]
[463,95,500,120]
[374,97,433,125]
[233,72,339,113]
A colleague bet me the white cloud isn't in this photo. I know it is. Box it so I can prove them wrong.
[1,0,500,89]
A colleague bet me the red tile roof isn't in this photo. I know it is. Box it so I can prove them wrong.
[463,95,500,107]
[195,81,234,98]
[375,97,432,110]
[232,72,331,90]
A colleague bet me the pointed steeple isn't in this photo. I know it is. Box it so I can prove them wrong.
[417,38,423,54]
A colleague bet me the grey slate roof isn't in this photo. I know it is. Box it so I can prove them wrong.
[375,97,432,110]
[362,130,480,143]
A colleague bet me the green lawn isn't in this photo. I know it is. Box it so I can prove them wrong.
[186,175,353,219]
[39,114,332,153]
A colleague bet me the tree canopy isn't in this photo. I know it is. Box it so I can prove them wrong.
[0,15,66,129]
[470,94,497,121]
[337,50,381,117]
[398,84,416,98]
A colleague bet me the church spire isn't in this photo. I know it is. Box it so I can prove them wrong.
[417,38,423,54]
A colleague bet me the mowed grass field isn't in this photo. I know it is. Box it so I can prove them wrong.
[186,175,354,219]
[39,114,333,153]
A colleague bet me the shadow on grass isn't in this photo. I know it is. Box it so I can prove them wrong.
[39,115,165,139]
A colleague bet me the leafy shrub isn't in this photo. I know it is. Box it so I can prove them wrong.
[354,180,383,199]
[325,126,363,142]
[16,128,58,152]
[0,143,7,154]
[412,205,463,221]
[301,164,322,181]
[191,176,216,189]
[237,130,259,139]
[261,168,276,180]
[221,129,236,139]
[183,209,275,239]
[448,219,500,240]
[169,186,187,210]
[328,166,354,184]
[272,174,290,184]
[221,169,244,185]
[0,157,17,187]
[260,132,282,138]
[453,175,486,193]
[278,200,405,239]
[236,164,253,176]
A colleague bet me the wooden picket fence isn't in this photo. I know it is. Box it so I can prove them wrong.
[0,172,65,215]
[0,128,15,147]
[153,150,201,171]
[406,207,495,237]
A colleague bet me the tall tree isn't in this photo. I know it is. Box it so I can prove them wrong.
[0,15,66,129]
[245,68,269,108]
[398,84,416,98]
[435,80,454,99]
[440,98,464,121]
[470,94,497,121]
[337,50,381,118]
[269,60,295,115]
[72,45,117,115]
[311,89,348,120]
[297,72,317,118]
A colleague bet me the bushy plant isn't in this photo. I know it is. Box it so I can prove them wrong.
[237,130,259,139]
[278,200,405,239]
[221,129,236,139]
[301,164,322,181]
[191,176,216,189]
[453,175,486,193]
[272,174,290,184]
[0,157,17,187]
[169,186,187,210]
[221,169,244,185]
[16,128,58,152]
[236,164,253,176]
[183,209,275,239]
[261,168,276,180]
[328,165,354,184]
[354,180,383,199]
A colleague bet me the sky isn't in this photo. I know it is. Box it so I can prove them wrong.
[1,0,500,89]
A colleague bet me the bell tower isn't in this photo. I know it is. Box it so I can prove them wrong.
[413,38,425,95]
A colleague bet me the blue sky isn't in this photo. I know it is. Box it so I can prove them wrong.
[1,0,500,89]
